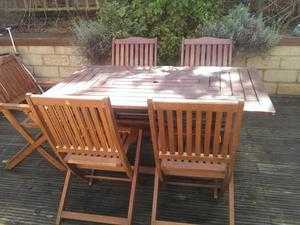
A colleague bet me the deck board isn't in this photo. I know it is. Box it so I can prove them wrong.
[0,96,299,225]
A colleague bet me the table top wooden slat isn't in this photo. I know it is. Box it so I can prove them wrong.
[44,65,275,114]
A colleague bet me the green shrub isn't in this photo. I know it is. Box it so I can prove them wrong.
[72,19,113,64]
[73,0,221,64]
[73,2,279,64]
[197,4,280,55]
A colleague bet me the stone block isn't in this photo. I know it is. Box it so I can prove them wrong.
[16,46,29,54]
[277,83,300,95]
[264,70,297,83]
[281,57,300,69]
[247,56,281,69]
[232,56,247,67]
[263,82,278,94]
[34,66,59,78]
[29,46,55,54]
[43,55,69,66]
[269,46,300,56]
[0,46,14,54]
[54,46,81,55]
[59,66,82,78]
[69,55,87,66]
[21,54,43,66]
[0,46,28,54]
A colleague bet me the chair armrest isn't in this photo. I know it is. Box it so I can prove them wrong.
[0,103,30,112]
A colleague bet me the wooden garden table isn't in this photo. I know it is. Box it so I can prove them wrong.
[44,65,275,114]
[43,65,275,175]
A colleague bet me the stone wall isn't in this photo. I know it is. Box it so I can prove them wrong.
[233,46,300,95]
[0,45,86,83]
[0,34,300,95]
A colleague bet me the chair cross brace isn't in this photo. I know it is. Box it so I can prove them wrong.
[1,106,65,171]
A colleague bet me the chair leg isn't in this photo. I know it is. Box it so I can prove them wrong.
[88,169,95,186]
[2,109,64,171]
[228,174,235,225]
[36,146,65,171]
[56,169,72,225]
[151,169,160,225]
[127,129,143,224]
[4,134,46,169]
[213,179,219,199]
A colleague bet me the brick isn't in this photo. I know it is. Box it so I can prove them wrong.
[29,46,54,54]
[247,56,280,69]
[54,46,81,55]
[43,55,69,66]
[21,54,43,66]
[69,55,87,66]
[59,66,82,78]
[269,46,300,56]
[34,66,59,78]
[264,70,297,83]
[277,83,300,95]
[263,82,278,94]
[281,57,300,69]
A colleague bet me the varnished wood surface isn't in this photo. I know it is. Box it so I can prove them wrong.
[0,54,64,171]
[112,37,157,67]
[181,37,233,67]
[44,65,275,114]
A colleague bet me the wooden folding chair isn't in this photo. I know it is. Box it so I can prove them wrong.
[148,99,244,225]
[112,37,157,67]
[26,94,143,225]
[181,37,233,67]
[0,54,64,171]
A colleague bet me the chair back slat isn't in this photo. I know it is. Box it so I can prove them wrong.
[148,99,244,165]
[0,54,41,103]
[181,37,233,67]
[112,37,157,67]
[27,95,131,169]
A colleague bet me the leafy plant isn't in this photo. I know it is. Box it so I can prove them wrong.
[73,0,222,64]
[197,4,280,55]
[72,19,113,64]
[73,2,278,64]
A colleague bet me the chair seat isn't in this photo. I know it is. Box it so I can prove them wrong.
[63,127,139,172]
[161,160,227,179]
[64,153,124,171]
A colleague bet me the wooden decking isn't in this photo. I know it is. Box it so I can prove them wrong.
[0,95,299,225]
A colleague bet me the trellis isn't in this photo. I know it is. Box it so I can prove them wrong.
[0,0,101,12]
[221,0,297,27]
[250,0,297,25]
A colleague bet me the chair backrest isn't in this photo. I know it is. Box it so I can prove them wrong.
[148,99,244,167]
[181,37,233,67]
[112,37,157,67]
[0,54,41,103]
[26,95,131,173]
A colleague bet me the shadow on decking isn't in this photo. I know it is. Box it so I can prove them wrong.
[0,96,299,225]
